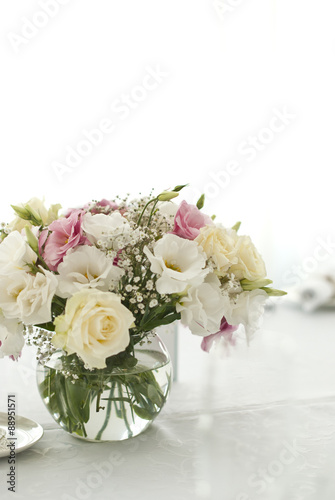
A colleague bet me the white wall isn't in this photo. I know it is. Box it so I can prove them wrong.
[0,0,334,288]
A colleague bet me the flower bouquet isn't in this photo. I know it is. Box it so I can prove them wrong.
[0,186,285,441]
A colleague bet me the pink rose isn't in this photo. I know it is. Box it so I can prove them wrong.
[40,210,90,271]
[172,200,213,240]
[201,317,237,353]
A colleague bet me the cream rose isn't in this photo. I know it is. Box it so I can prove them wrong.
[195,225,239,277]
[229,235,266,281]
[53,289,135,369]
[229,236,266,281]
[0,268,57,325]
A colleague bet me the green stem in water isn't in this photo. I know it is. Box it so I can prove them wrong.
[95,383,115,441]
[96,390,105,412]
[119,381,132,436]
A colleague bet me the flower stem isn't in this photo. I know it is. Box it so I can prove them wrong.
[137,198,157,226]
[95,383,115,441]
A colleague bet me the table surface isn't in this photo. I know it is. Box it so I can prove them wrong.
[1,304,335,500]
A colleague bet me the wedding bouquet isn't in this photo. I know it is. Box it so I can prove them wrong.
[0,186,285,440]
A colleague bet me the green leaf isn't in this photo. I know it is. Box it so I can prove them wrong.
[196,194,205,210]
[133,405,156,421]
[147,384,163,407]
[260,287,287,297]
[142,312,181,331]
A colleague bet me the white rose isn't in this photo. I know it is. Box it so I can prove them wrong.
[53,289,134,369]
[56,246,124,299]
[0,268,58,325]
[229,235,267,281]
[176,274,229,336]
[0,231,37,275]
[195,225,239,277]
[82,212,131,250]
[0,312,24,360]
[224,289,268,340]
[144,233,209,294]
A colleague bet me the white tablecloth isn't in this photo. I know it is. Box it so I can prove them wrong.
[1,305,335,499]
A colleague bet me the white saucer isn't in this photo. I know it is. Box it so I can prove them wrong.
[0,412,43,458]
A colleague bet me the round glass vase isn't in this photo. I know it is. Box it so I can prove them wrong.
[36,333,172,442]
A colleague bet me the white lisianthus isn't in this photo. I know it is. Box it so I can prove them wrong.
[0,231,37,275]
[144,234,209,294]
[224,289,268,340]
[229,235,267,281]
[0,312,24,360]
[176,274,228,336]
[83,212,131,250]
[195,225,239,277]
[53,289,135,369]
[156,201,178,223]
[56,246,124,299]
[0,269,58,325]
[8,197,61,232]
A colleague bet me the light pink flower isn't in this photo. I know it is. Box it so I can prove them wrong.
[90,199,119,214]
[201,317,237,353]
[40,210,90,271]
[172,200,213,240]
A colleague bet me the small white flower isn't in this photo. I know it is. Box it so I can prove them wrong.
[149,299,158,308]
[144,234,208,294]
[56,246,123,299]
[125,285,133,292]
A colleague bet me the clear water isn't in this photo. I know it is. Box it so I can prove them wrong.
[37,345,172,442]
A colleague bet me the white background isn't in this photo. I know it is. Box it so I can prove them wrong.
[0,0,334,288]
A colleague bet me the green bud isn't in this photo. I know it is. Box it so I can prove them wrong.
[211,214,216,221]
[11,204,43,226]
[232,221,241,232]
[157,191,179,201]
[25,226,39,254]
[196,194,205,210]
[26,205,43,226]
[260,287,287,297]
[241,279,273,291]
[11,204,31,220]
[172,184,188,192]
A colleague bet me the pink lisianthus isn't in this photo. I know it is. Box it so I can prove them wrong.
[39,210,90,271]
[172,200,213,240]
[201,317,238,353]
